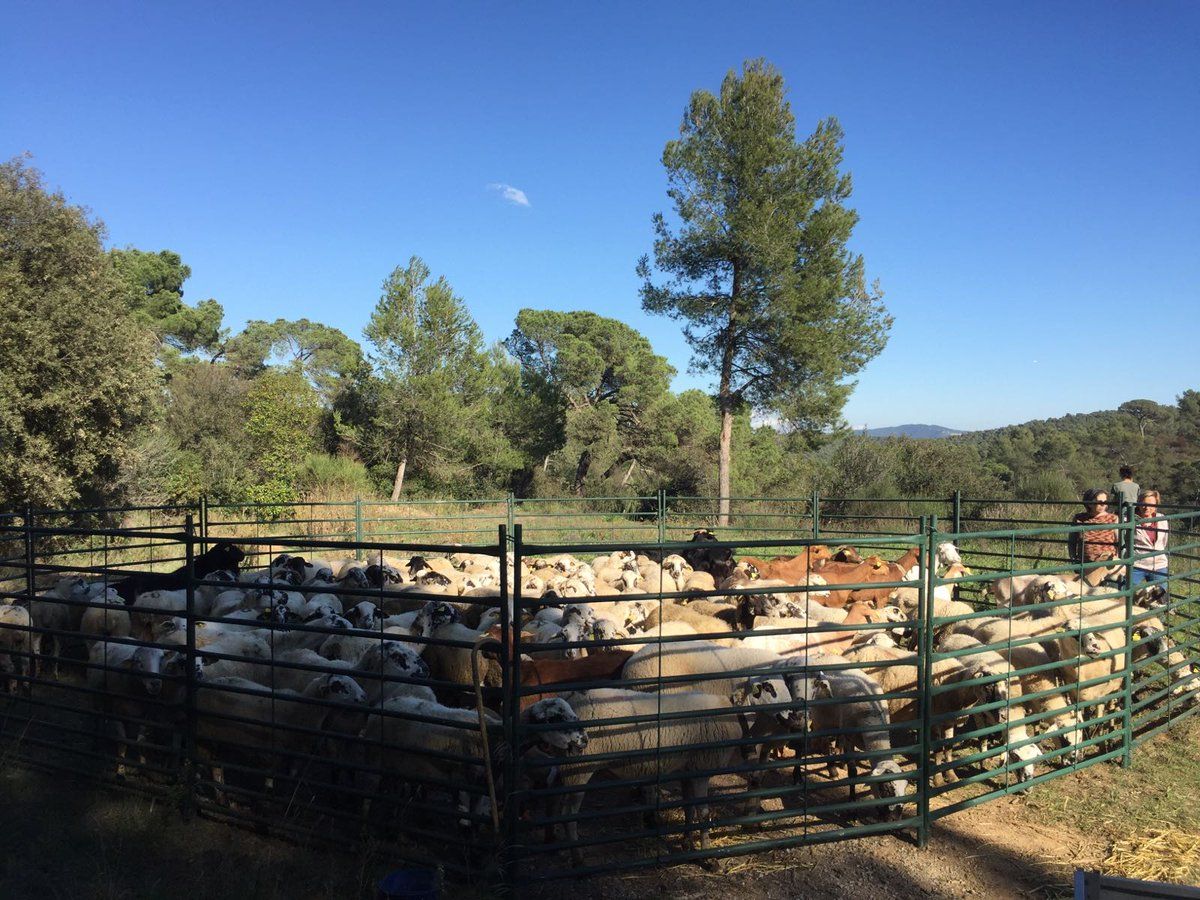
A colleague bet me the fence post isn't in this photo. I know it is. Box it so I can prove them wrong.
[917,515,935,848]
[502,524,524,890]
[198,495,208,553]
[506,492,515,536]
[354,497,364,557]
[182,514,199,814]
[1121,502,1135,767]
[657,489,667,544]
[23,505,35,604]
[952,490,962,536]
[811,489,820,541]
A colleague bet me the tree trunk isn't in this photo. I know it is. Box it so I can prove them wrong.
[573,449,592,496]
[717,261,741,528]
[718,404,733,526]
[389,457,407,501]
[620,458,637,488]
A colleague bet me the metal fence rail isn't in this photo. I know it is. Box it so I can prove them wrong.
[0,495,1197,889]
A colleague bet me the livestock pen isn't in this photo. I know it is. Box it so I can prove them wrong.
[0,494,1197,890]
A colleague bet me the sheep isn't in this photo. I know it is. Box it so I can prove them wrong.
[87,644,189,778]
[847,650,999,786]
[933,633,1044,783]
[195,674,368,805]
[954,634,1085,763]
[29,577,90,675]
[269,613,352,654]
[526,618,591,660]
[621,641,784,698]
[740,616,830,655]
[801,667,909,819]
[128,588,190,637]
[299,593,344,619]
[410,601,503,703]
[79,601,132,646]
[111,541,244,602]
[737,580,842,626]
[679,598,738,624]
[359,695,504,828]
[640,605,737,644]
[197,632,276,684]
[661,554,694,588]
[534,689,742,866]
[590,598,654,631]
[353,641,434,705]
[0,603,35,693]
[988,574,1073,608]
[618,621,700,653]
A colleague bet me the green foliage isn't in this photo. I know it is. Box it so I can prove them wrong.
[242,368,321,507]
[298,453,377,499]
[4,159,1196,518]
[0,157,160,510]
[506,309,675,494]
[226,317,365,402]
[964,391,1200,503]
[110,248,225,355]
[158,361,252,504]
[639,59,891,516]
[361,257,523,496]
[817,434,1006,515]
[639,60,891,423]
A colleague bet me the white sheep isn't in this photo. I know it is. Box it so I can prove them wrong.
[195,674,368,804]
[621,640,784,698]
[359,694,503,828]
[534,689,742,866]
[0,603,35,693]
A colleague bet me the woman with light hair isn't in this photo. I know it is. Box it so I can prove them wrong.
[1132,489,1169,588]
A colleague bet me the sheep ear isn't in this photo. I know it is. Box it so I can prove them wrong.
[763,681,777,698]
[751,682,763,698]
[814,673,832,697]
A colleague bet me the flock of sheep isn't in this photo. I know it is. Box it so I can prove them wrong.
[1,528,1197,871]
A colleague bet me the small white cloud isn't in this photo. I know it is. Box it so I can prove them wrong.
[487,182,531,207]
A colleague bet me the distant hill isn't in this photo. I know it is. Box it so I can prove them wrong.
[861,424,966,439]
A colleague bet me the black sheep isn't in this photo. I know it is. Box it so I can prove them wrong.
[112,542,246,603]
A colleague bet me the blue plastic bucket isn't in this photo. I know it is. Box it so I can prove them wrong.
[377,868,439,900]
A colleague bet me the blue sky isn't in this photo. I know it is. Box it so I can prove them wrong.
[4,2,1198,430]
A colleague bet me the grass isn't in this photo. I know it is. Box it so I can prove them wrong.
[1027,716,1200,839]
[1026,715,1200,884]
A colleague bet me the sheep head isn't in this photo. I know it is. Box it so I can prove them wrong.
[936,542,963,568]
[412,600,460,637]
[129,646,165,697]
[312,673,368,706]
[1134,583,1169,609]
[870,759,910,820]
[366,563,403,587]
[339,567,370,590]
[562,603,597,627]
[523,697,588,756]
[1036,577,1070,603]
[1007,742,1040,788]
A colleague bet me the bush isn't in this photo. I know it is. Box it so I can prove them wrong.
[299,454,377,500]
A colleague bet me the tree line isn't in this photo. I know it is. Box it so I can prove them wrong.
[2,60,1196,515]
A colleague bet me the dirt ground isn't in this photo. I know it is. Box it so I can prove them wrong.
[0,768,1101,900]
[2,718,1197,899]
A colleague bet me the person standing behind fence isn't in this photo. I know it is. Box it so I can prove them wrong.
[1068,489,1120,585]
[1112,466,1140,510]
[1132,489,1169,588]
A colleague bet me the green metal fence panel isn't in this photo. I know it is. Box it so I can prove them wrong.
[1,496,1198,889]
